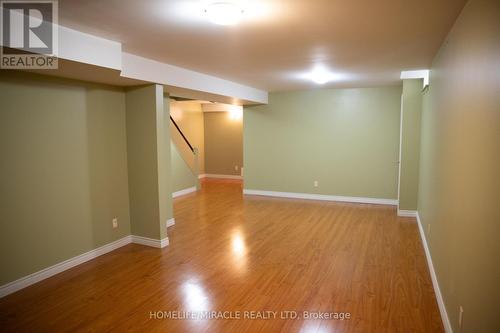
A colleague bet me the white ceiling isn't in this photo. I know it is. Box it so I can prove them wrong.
[59,0,466,91]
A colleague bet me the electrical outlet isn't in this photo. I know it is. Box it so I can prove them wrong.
[314,180,318,187]
[235,165,239,171]
[427,223,431,235]
[459,306,464,329]
[112,217,118,229]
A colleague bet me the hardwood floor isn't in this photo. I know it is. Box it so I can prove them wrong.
[0,179,443,332]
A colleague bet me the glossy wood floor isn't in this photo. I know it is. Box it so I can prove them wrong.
[0,179,443,333]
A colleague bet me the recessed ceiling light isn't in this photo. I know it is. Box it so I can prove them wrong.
[204,2,244,26]
[310,65,333,84]
[291,66,351,85]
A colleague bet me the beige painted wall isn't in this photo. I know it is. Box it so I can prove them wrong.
[126,85,170,240]
[0,71,131,285]
[417,1,500,332]
[399,79,423,210]
[204,112,243,176]
[169,99,205,174]
[244,87,401,199]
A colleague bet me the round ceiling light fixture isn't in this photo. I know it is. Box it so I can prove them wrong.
[204,1,244,26]
[310,65,333,85]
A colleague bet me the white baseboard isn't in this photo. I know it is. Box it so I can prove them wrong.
[243,189,398,206]
[166,218,175,228]
[0,232,171,298]
[172,186,196,198]
[0,236,132,298]
[416,212,453,333]
[204,174,242,180]
[131,235,169,249]
[397,209,417,217]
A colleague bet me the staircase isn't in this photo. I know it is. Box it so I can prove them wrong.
[170,116,200,190]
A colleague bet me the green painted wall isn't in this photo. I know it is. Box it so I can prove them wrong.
[244,87,401,199]
[157,89,171,238]
[0,71,131,285]
[417,1,500,332]
[399,79,423,210]
[204,112,243,176]
[171,141,196,192]
[125,85,170,240]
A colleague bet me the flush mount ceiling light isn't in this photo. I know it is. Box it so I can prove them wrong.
[204,1,244,26]
[309,65,333,85]
[292,65,350,85]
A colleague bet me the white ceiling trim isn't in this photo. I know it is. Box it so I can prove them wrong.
[3,19,268,105]
[400,70,430,88]
[58,25,122,70]
[121,52,267,104]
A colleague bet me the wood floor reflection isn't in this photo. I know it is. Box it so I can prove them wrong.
[0,179,444,332]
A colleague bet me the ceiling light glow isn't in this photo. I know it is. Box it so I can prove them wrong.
[229,106,243,120]
[309,65,334,84]
[204,2,244,26]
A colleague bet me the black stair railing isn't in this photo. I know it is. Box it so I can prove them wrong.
[170,116,194,153]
